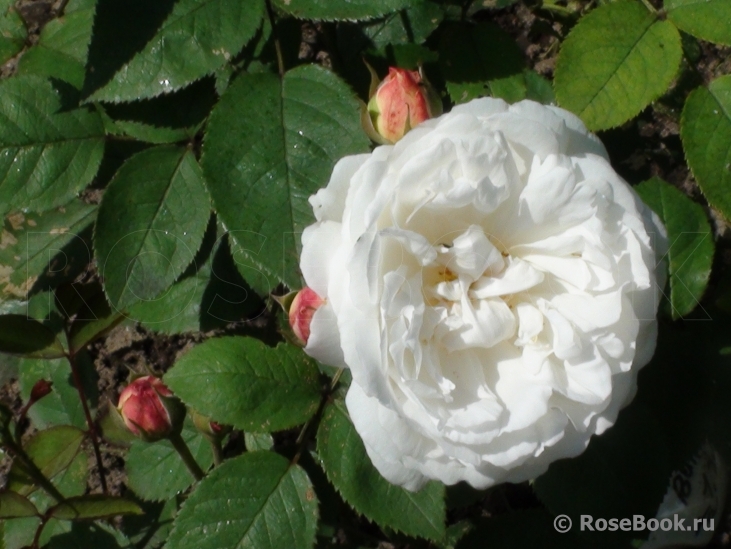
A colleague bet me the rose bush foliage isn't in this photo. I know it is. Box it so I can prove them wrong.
[300,98,666,490]
[0,0,727,548]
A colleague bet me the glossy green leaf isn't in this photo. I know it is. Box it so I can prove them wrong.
[360,2,444,48]
[201,64,369,294]
[0,76,105,217]
[666,0,731,46]
[0,0,26,65]
[635,177,713,319]
[316,400,446,541]
[69,307,124,353]
[2,452,87,549]
[0,201,96,302]
[49,496,143,520]
[8,426,85,495]
[126,423,213,501]
[88,0,264,102]
[15,0,96,89]
[554,1,682,130]
[128,226,263,334]
[102,118,193,144]
[272,0,421,21]
[19,352,98,430]
[94,146,210,310]
[0,492,39,519]
[165,337,321,432]
[439,22,525,105]
[122,498,177,549]
[167,452,318,549]
[681,75,731,221]
[0,315,65,358]
[244,432,273,451]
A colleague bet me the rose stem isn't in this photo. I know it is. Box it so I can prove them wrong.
[0,430,65,503]
[65,346,108,494]
[210,437,224,467]
[291,368,345,466]
[265,0,285,77]
[169,432,206,481]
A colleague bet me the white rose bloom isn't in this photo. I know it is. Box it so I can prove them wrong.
[300,98,666,491]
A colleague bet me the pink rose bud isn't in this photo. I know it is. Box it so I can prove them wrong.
[366,67,441,144]
[29,379,52,404]
[117,376,180,441]
[288,287,325,345]
[190,408,230,440]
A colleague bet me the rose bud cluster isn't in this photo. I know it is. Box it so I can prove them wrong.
[362,67,442,144]
[117,375,184,442]
[299,97,666,491]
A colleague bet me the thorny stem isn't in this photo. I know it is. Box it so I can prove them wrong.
[170,432,206,481]
[291,368,345,465]
[65,346,108,494]
[266,0,285,76]
[1,432,65,503]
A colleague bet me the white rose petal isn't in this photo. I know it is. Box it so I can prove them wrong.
[301,97,666,491]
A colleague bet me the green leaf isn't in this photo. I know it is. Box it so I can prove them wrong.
[554,1,682,130]
[439,22,525,105]
[681,75,731,221]
[245,432,274,451]
[15,0,96,89]
[126,422,213,501]
[0,201,96,302]
[102,118,193,144]
[49,496,143,520]
[635,177,713,319]
[0,492,39,519]
[122,498,177,549]
[362,2,444,48]
[69,302,124,353]
[201,65,369,294]
[2,452,87,549]
[0,0,26,65]
[272,0,421,21]
[19,352,98,430]
[128,225,263,335]
[316,400,446,542]
[165,337,321,432]
[167,452,318,549]
[94,146,210,310]
[0,76,105,217]
[0,315,65,358]
[666,0,731,46]
[8,426,85,495]
[88,0,264,102]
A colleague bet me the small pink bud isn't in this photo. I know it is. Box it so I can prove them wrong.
[118,376,177,441]
[366,67,440,143]
[190,408,231,440]
[29,379,52,404]
[288,287,325,345]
